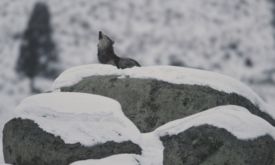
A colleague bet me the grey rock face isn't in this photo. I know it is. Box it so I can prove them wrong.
[3,118,141,165]
[160,125,275,165]
[61,75,275,132]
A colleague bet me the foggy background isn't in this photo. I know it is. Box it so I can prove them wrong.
[0,0,274,116]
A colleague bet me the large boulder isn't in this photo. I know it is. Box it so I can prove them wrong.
[3,93,142,165]
[160,125,275,165]
[55,65,274,132]
[153,106,275,165]
[3,118,141,165]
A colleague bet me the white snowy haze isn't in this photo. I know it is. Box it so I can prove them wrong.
[0,1,275,163]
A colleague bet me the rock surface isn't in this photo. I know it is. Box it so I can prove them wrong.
[61,75,275,132]
[160,125,275,165]
[3,118,141,165]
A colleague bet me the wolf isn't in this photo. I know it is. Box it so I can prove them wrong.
[97,31,141,69]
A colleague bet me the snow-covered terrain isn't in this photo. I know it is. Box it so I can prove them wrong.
[11,92,275,164]
[53,64,274,119]
[0,0,275,163]
[70,105,275,165]
[14,94,274,165]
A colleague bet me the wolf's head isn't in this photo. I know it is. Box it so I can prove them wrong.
[97,31,116,64]
[98,31,114,50]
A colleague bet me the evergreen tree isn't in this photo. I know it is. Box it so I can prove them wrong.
[16,2,59,92]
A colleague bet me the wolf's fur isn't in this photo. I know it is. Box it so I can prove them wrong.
[97,31,140,69]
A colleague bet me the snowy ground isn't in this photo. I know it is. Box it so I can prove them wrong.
[0,0,275,163]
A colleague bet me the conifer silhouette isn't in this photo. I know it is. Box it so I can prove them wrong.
[16,2,59,92]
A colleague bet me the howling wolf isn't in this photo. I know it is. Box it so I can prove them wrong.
[97,31,141,69]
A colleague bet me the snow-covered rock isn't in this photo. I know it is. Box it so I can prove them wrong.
[52,64,268,112]
[160,125,275,165]
[4,96,275,165]
[3,92,142,165]
[155,105,275,139]
[156,106,275,165]
[54,64,275,132]
[3,65,275,165]
[15,92,141,146]
[70,154,140,165]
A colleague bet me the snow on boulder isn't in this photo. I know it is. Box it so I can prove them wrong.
[70,154,140,165]
[15,92,141,146]
[3,92,142,165]
[52,64,270,113]
[53,64,275,132]
[154,105,275,139]
[3,94,275,165]
[154,105,275,165]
